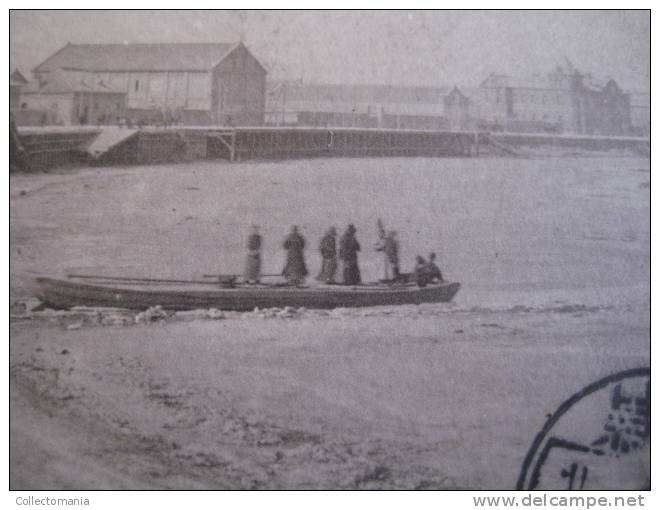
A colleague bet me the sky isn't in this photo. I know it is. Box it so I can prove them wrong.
[9,10,650,91]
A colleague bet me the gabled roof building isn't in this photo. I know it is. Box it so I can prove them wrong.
[31,42,267,126]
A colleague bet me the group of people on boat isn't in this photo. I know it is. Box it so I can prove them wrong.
[244,224,444,287]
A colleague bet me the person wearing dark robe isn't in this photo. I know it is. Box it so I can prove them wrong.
[426,252,444,282]
[282,225,308,285]
[316,226,338,283]
[244,225,262,284]
[339,224,361,285]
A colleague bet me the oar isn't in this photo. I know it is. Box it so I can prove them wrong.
[203,273,282,279]
[67,273,221,285]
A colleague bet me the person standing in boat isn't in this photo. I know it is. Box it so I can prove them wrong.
[376,230,400,281]
[316,226,338,284]
[339,224,361,285]
[282,225,308,285]
[244,225,262,284]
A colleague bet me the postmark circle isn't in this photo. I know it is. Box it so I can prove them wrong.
[517,367,650,490]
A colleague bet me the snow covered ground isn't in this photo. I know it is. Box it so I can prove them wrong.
[9,154,650,489]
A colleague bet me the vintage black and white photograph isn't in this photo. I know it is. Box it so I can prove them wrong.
[9,9,650,491]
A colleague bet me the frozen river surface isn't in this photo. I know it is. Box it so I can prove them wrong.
[10,155,650,309]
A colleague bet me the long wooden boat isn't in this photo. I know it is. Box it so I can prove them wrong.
[35,276,460,311]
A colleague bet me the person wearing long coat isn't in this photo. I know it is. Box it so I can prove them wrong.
[316,227,338,283]
[244,226,262,284]
[283,226,308,285]
[339,224,361,285]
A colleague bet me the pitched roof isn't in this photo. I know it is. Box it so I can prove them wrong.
[34,42,240,73]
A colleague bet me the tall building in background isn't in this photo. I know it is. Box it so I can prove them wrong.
[472,64,632,136]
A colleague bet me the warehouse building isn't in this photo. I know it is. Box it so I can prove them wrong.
[265,82,472,130]
[30,42,267,126]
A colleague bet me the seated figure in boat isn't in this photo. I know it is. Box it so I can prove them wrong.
[426,252,444,283]
[413,256,430,287]
[316,226,338,284]
[244,225,262,284]
[413,253,444,287]
[282,225,308,285]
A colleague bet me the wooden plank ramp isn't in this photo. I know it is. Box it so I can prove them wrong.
[87,127,138,158]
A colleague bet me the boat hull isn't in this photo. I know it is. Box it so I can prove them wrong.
[35,277,461,311]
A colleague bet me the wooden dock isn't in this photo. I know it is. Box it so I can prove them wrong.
[16,127,100,170]
[205,127,478,161]
[15,126,479,169]
[13,125,649,171]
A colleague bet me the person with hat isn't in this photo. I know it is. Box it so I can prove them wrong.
[339,224,361,285]
[316,226,338,284]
